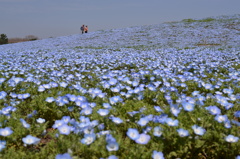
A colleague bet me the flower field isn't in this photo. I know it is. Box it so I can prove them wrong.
[0,14,240,159]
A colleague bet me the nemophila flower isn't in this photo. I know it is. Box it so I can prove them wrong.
[103,103,112,109]
[0,78,5,84]
[177,128,189,137]
[224,120,232,129]
[126,128,140,140]
[225,135,239,143]
[154,106,163,112]
[0,127,13,137]
[223,88,233,94]
[165,118,178,127]
[106,134,117,143]
[152,150,165,159]
[9,92,17,98]
[38,85,45,92]
[98,123,105,130]
[153,126,163,137]
[59,82,68,88]
[57,124,72,135]
[106,141,119,151]
[52,120,64,129]
[236,155,240,159]
[135,133,151,145]
[143,126,152,134]
[81,133,96,145]
[192,125,206,136]
[1,106,16,115]
[0,140,6,152]
[192,91,200,96]
[89,102,96,108]
[137,117,149,127]
[36,118,45,124]
[234,111,240,118]
[214,115,228,123]
[45,97,55,103]
[110,116,123,124]
[205,105,221,115]
[61,116,71,124]
[109,96,123,105]
[107,155,118,159]
[111,86,121,92]
[49,81,58,88]
[55,153,72,159]
[204,83,213,90]
[97,109,109,116]
[224,102,234,110]
[170,104,181,117]
[81,106,93,115]
[182,101,195,112]
[22,135,40,145]
[20,118,30,128]
[0,91,7,99]
[127,110,139,117]
[108,78,118,85]
[132,80,139,87]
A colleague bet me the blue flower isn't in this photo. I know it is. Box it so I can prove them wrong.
[22,135,40,145]
[153,126,163,137]
[137,117,149,127]
[0,91,7,99]
[192,125,206,136]
[177,128,189,137]
[57,124,72,135]
[103,103,112,109]
[97,109,109,116]
[154,106,163,112]
[81,133,96,145]
[182,101,195,112]
[170,104,181,117]
[152,150,165,159]
[106,141,119,151]
[0,140,6,152]
[56,153,72,159]
[52,120,65,129]
[165,118,178,127]
[107,155,119,159]
[0,127,13,136]
[135,133,151,145]
[80,106,93,115]
[109,96,122,105]
[225,135,239,143]
[126,128,140,140]
[110,116,123,124]
[205,105,221,115]
[45,97,55,103]
[20,118,30,129]
[36,118,46,124]
[214,115,228,123]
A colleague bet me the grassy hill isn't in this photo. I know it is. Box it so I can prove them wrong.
[0,14,239,159]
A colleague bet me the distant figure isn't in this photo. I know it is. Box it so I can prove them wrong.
[84,26,88,33]
[80,25,85,34]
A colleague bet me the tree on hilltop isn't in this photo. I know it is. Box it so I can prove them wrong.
[0,34,8,45]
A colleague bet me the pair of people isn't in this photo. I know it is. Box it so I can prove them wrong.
[80,25,88,34]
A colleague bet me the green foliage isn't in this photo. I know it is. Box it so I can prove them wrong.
[0,34,8,45]
[182,18,215,23]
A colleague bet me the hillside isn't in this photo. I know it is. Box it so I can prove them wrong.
[0,14,239,159]
[1,14,240,52]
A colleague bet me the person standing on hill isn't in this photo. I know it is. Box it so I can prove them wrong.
[84,26,88,33]
[80,25,85,34]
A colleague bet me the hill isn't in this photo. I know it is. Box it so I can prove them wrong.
[0,14,239,159]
